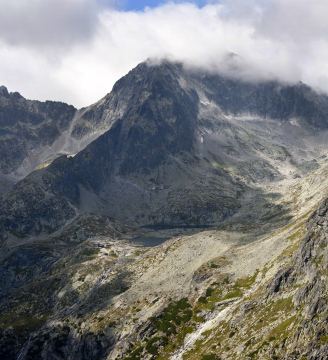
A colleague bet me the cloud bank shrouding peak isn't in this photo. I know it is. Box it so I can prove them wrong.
[0,0,328,108]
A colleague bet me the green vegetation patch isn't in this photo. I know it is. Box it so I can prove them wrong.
[270,315,296,339]
[145,297,199,358]
[201,355,218,360]
[220,288,243,300]
[270,297,294,313]
[206,288,215,297]
[80,248,100,257]
[150,298,192,335]
[245,337,254,347]
[145,337,166,355]
[234,270,259,289]
[0,313,50,333]
[123,346,144,360]
[321,334,328,345]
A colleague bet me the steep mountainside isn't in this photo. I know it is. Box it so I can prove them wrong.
[0,78,140,195]
[0,86,76,174]
[0,86,75,193]
[2,60,328,243]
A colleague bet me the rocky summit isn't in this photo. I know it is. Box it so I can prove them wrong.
[2,60,328,359]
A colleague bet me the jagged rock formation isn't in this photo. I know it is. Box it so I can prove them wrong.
[0,85,76,194]
[0,80,132,195]
[0,85,76,175]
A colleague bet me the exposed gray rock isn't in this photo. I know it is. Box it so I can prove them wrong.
[3,60,328,241]
[0,87,76,175]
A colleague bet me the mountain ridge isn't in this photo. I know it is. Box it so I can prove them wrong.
[2,60,328,241]
[2,59,328,359]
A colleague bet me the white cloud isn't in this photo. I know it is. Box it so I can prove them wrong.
[0,0,106,49]
[0,0,328,107]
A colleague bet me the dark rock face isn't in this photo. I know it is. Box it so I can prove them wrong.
[249,197,328,359]
[0,62,240,236]
[0,87,76,174]
[196,75,328,128]
[113,62,198,174]
[0,245,64,302]
[59,60,328,189]
[0,157,79,238]
[71,62,198,146]
[73,62,199,189]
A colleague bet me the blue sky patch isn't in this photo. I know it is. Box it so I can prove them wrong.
[120,0,207,12]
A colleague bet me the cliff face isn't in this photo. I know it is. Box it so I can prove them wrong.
[193,74,328,127]
[0,86,76,176]
[263,198,328,359]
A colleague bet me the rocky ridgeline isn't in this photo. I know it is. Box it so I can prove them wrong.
[0,86,76,175]
[0,76,133,195]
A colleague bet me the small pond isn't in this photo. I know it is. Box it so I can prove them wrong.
[142,224,212,230]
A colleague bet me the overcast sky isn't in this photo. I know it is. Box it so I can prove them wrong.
[1,0,328,108]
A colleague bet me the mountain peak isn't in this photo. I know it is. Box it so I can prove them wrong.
[0,85,9,97]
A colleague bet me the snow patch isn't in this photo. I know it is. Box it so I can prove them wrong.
[289,118,301,127]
